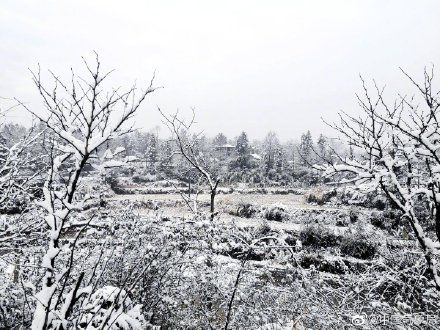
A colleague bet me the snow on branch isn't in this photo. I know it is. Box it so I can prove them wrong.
[318,67,440,290]
[21,54,158,329]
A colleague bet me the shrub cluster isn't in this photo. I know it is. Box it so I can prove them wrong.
[299,225,341,248]
[235,202,259,218]
[306,189,337,205]
[340,234,377,260]
[263,204,289,222]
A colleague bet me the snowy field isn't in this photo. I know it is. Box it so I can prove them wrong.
[86,189,438,329]
[2,184,440,329]
[109,192,352,233]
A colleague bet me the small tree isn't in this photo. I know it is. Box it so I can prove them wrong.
[145,132,158,170]
[158,139,174,175]
[159,109,220,220]
[274,146,285,175]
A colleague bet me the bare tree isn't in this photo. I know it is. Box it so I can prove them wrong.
[18,53,157,329]
[159,109,220,220]
[0,102,40,208]
[318,67,440,290]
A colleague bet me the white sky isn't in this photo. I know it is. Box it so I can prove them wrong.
[1,0,440,141]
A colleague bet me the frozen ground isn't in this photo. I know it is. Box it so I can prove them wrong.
[99,190,437,328]
[109,192,346,213]
[108,192,355,235]
[2,189,437,329]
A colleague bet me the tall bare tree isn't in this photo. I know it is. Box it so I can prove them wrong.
[159,109,220,220]
[18,53,157,329]
[318,68,440,290]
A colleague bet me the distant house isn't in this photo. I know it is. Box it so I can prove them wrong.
[102,148,114,161]
[113,146,126,157]
[125,155,144,166]
[215,144,236,156]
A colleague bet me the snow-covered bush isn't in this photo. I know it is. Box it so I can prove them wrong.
[299,225,341,248]
[306,189,337,205]
[348,209,359,223]
[132,174,157,184]
[339,187,389,210]
[340,234,377,260]
[299,253,347,274]
[233,202,259,218]
[76,286,147,329]
[262,204,289,222]
[369,211,387,229]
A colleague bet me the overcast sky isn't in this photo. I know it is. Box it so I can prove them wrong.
[1,0,440,141]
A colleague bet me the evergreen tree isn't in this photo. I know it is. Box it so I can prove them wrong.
[146,133,158,167]
[284,140,296,175]
[316,134,327,163]
[299,130,314,166]
[158,139,174,174]
[274,146,285,174]
[235,131,250,169]
[213,132,228,146]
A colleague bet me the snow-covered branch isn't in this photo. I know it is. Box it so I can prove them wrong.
[23,54,157,329]
[159,108,221,220]
[318,67,440,290]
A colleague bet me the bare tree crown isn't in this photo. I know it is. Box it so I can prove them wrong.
[319,67,440,290]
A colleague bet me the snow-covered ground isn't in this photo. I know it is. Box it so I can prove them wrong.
[2,189,438,329]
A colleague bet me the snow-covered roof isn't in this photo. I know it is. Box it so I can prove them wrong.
[102,149,113,160]
[125,155,140,162]
[217,144,235,149]
[102,160,126,168]
[113,146,125,155]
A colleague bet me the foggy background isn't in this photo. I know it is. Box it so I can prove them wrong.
[1,0,439,140]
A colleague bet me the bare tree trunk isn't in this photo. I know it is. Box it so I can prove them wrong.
[210,179,220,220]
[210,189,215,220]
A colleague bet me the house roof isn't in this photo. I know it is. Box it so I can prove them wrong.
[125,155,140,162]
[102,149,113,159]
[217,144,235,149]
[114,146,126,155]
